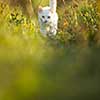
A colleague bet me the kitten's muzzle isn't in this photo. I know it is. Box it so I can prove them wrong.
[44,20,48,23]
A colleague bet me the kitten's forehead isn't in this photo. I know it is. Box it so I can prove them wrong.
[39,7,51,15]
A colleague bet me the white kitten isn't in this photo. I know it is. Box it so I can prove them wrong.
[38,0,58,37]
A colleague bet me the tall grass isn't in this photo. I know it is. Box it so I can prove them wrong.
[0,1,100,100]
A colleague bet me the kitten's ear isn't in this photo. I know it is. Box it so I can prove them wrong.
[38,6,43,13]
[50,8,54,13]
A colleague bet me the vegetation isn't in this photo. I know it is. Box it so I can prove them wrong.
[57,0,100,46]
[0,0,100,100]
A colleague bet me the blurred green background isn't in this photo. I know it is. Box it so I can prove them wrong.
[0,0,100,100]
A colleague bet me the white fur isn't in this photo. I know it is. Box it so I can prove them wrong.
[38,0,58,37]
[50,0,57,12]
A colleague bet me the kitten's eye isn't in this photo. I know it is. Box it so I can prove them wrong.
[48,16,50,19]
[42,16,45,18]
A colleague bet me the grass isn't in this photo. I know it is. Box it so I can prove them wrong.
[0,0,100,100]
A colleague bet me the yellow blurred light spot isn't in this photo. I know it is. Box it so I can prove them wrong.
[63,20,68,27]
[15,67,40,95]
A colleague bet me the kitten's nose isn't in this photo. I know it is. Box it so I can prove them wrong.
[44,20,47,23]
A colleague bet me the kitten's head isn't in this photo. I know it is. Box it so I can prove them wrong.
[38,6,54,24]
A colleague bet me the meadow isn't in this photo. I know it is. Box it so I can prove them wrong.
[0,0,100,100]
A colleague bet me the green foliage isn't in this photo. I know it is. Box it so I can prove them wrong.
[57,0,100,46]
[0,1,100,100]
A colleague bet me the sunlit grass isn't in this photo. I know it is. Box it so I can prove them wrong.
[0,0,100,100]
